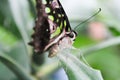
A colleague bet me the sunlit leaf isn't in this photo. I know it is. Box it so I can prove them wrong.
[57,48,103,80]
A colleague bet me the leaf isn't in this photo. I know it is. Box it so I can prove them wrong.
[8,42,31,72]
[86,47,120,80]
[82,37,120,55]
[0,26,17,46]
[109,27,120,36]
[8,0,33,55]
[0,51,35,80]
[57,48,103,80]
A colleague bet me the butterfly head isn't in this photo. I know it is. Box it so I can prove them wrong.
[66,30,77,41]
[48,30,77,57]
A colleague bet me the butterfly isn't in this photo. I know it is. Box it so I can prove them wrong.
[29,0,77,57]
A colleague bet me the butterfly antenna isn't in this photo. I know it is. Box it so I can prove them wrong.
[74,8,101,32]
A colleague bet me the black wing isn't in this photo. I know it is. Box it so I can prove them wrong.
[45,0,72,33]
[29,0,72,53]
[57,0,72,31]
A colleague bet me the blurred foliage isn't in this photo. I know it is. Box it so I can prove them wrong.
[0,0,120,80]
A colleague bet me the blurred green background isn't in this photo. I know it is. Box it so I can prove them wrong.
[0,0,120,80]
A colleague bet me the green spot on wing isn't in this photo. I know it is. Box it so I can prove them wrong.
[56,19,59,22]
[42,0,47,4]
[68,28,71,31]
[58,14,61,17]
[53,11,55,14]
[60,22,63,29]
[64,20,67,26]
[48,15,54,21]
[45,7,51,13]
[51,27,61,38]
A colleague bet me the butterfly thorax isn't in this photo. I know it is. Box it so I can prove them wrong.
[48,30,77,57]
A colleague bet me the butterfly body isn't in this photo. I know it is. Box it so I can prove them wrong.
[29,0,77,57]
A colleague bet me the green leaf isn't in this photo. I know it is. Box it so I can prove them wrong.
[86,47,120,80]
[109,27,120,36]
[8,42,31,72]
[57,48,103,80]
[0,41,31,79]
[0,51,35,80]
[82,37,120,55]
[8,0,33,56]
[0,26,17,46]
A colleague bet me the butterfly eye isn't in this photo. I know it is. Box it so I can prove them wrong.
[67,31,77,40]
[68,32,74,38]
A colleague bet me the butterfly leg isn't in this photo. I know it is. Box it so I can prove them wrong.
[48,43,60,57]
